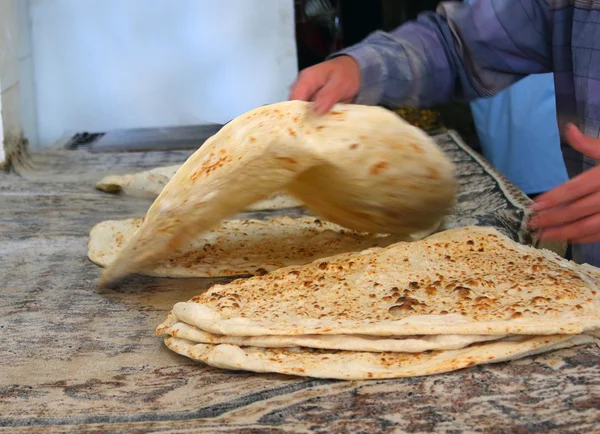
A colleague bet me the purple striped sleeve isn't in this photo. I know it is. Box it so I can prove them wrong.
[335,0,554,108]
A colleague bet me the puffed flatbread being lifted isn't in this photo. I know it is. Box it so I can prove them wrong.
[99,101,457,286]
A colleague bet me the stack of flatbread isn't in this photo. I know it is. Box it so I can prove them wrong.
[156,226,600,380]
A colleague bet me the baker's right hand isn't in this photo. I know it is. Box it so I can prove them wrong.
[289,55,361,116]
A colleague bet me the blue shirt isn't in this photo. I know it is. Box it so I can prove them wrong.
[470,73,569,194]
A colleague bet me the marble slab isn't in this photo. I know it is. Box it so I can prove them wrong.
[1,131,596,433]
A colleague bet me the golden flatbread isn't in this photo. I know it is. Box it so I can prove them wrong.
[100,101,456,286]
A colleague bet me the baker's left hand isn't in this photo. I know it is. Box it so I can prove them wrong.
[529,124,600,243]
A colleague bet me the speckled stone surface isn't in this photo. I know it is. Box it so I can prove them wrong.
[1,132,598,433]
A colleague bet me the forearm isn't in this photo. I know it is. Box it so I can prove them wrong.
[334,0,553,108]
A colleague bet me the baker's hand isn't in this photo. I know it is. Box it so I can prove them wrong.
[289,56,361,115]
[529,124,600,243]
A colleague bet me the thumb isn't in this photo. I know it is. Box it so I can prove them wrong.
[566,123,600,160]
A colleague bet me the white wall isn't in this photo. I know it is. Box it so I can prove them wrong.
[0,0,37,159]
[28,0,298,148]
[0,74,4,163]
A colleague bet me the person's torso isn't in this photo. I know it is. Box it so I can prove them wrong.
[470,73,569,194]
[550,0,600,140]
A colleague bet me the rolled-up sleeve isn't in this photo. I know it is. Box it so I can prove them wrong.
[335,0,554,108]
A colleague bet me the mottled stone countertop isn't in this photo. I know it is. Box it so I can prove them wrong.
[1,133,598,433]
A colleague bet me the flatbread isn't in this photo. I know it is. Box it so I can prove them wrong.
[156,314,501,352]
[171,226,600,337]
[96,165,302,210]
[96,165,179,198]
[247,193,303,211]
[163,334,594,380]
[99,101,456,286]
[89,216,416,278]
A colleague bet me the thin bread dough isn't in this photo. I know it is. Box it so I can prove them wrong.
[163,334,594,380]
[96,165,179,199]
[156,314,502,352]
[96,166,302,210]
[171,226,600,337]
[89,216,420,278]
[100,101,456,285]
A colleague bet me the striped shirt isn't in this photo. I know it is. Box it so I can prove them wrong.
[338,0,600,141]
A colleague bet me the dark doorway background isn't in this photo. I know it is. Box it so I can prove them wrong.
[342,0,441,47]
[295,0,441,70]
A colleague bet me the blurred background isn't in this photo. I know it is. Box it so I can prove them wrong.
[0,0,476,160]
